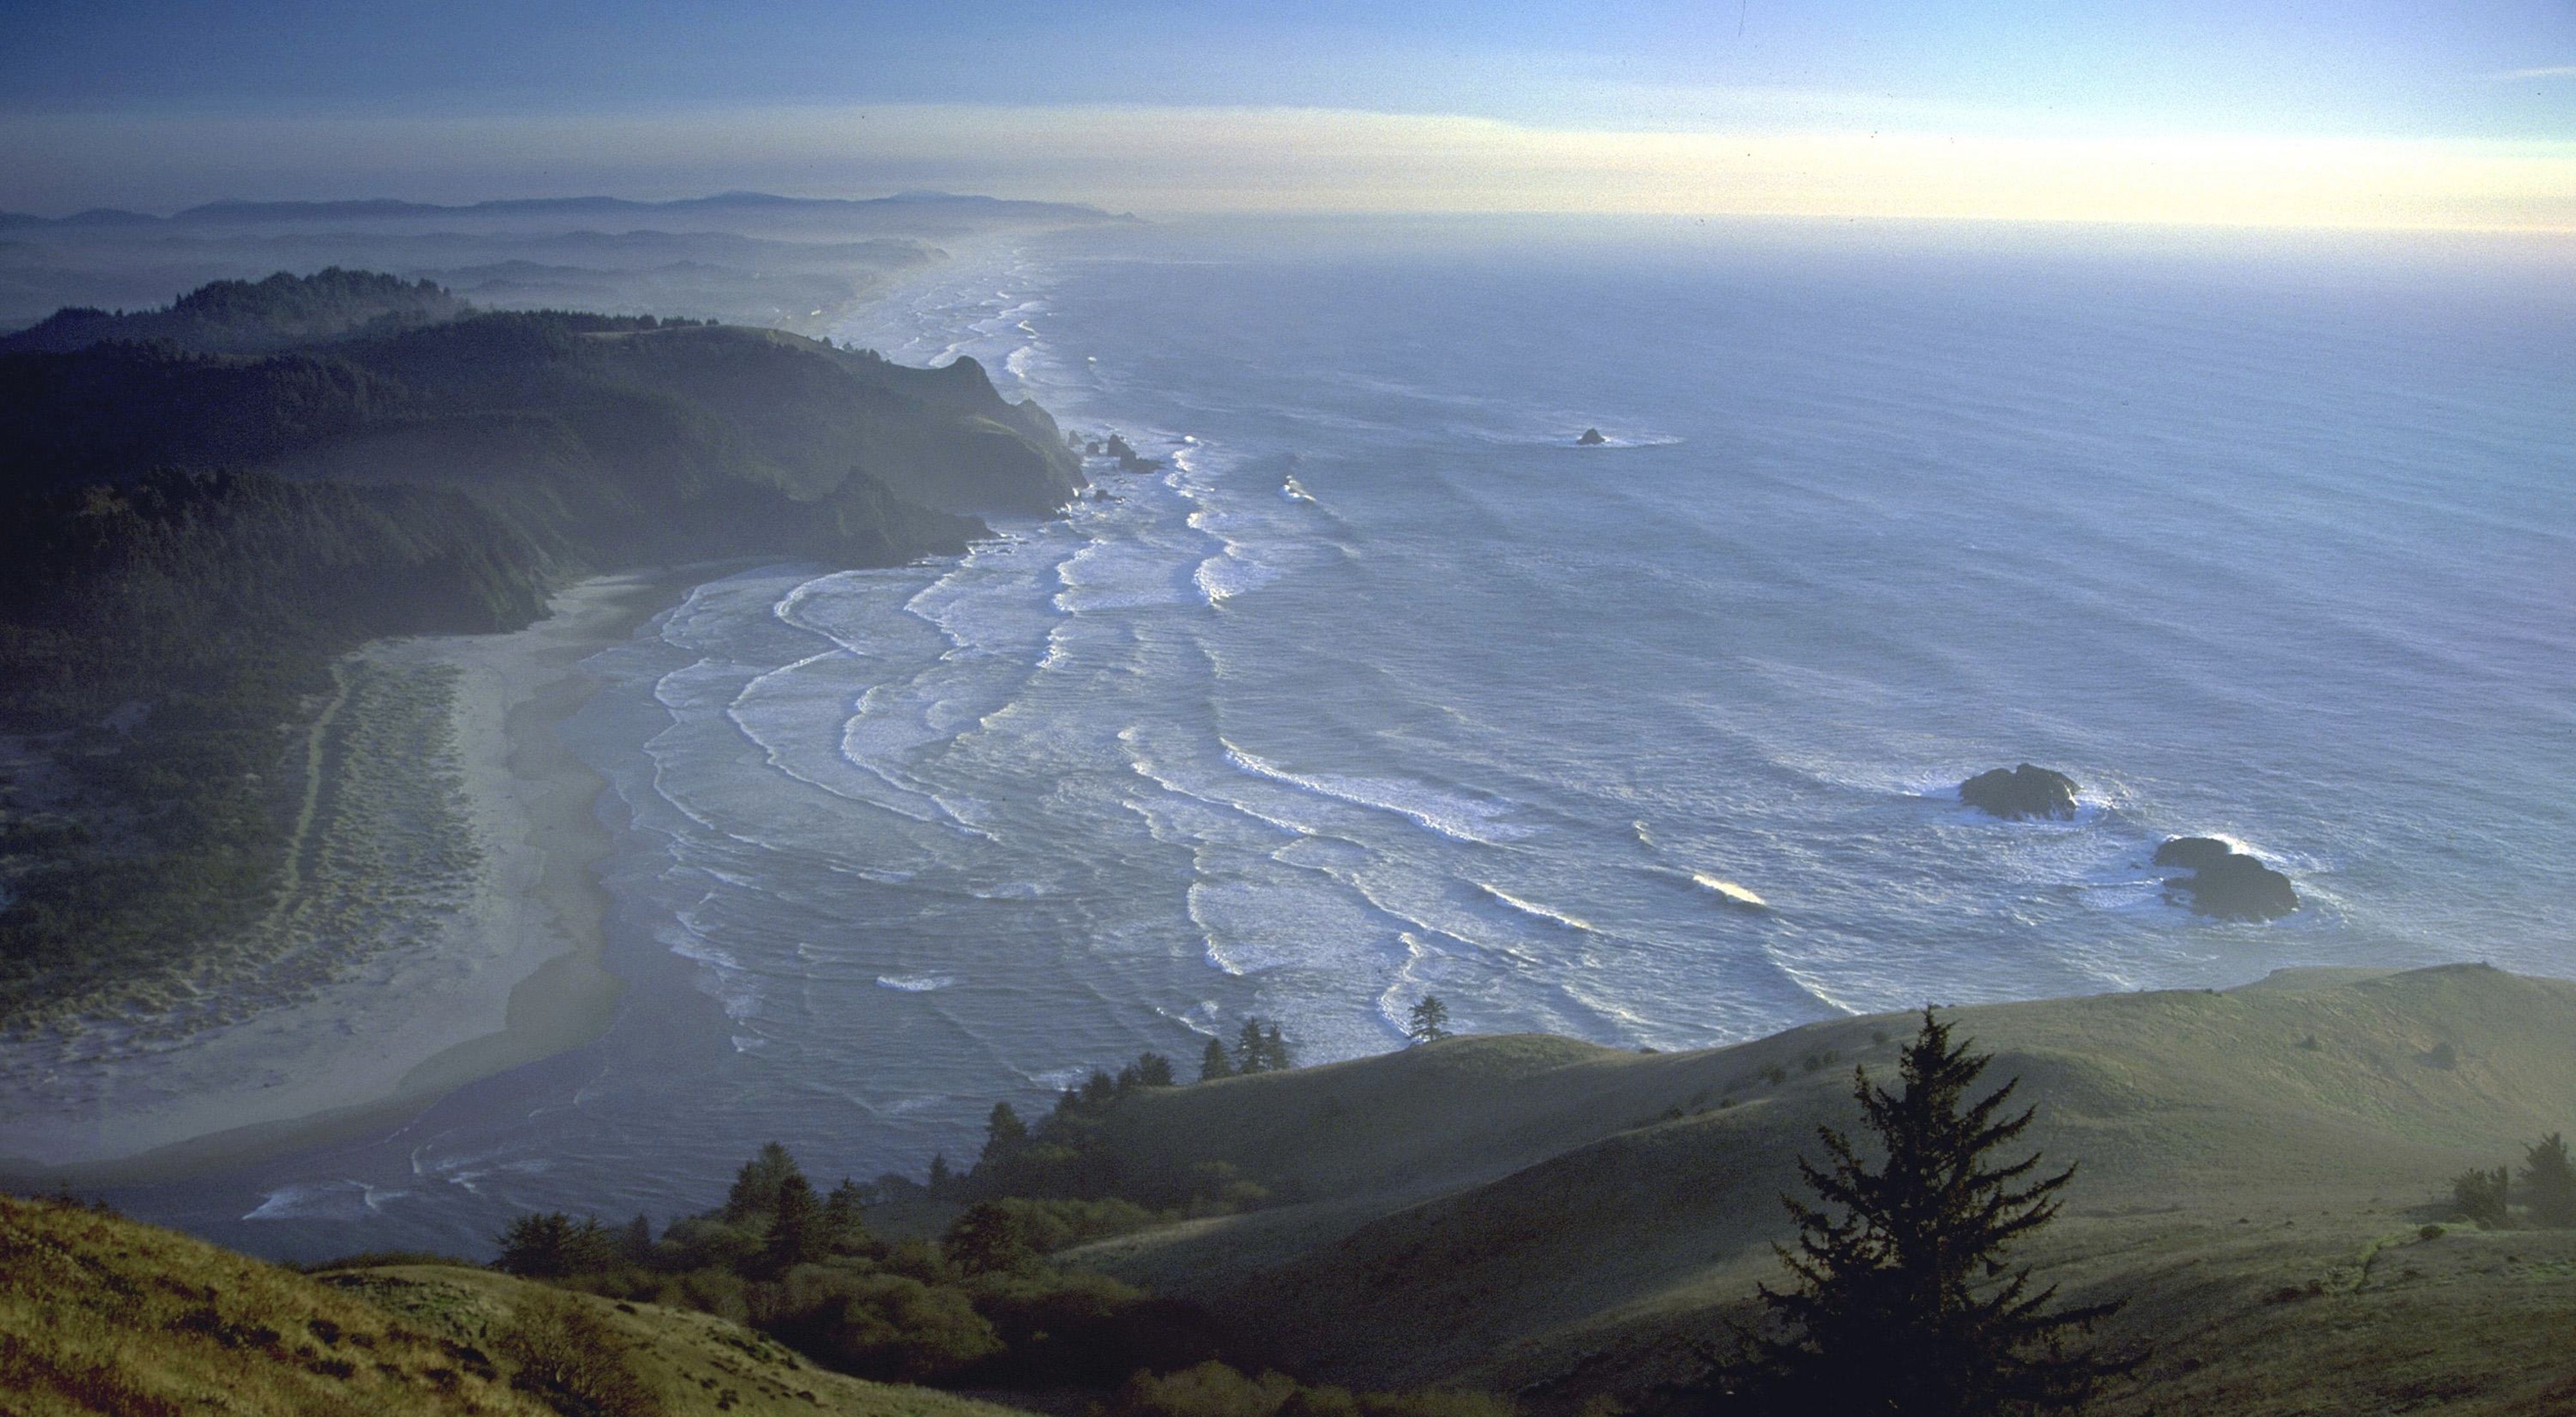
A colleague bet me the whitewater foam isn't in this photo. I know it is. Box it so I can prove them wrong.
[1475,882,1596,932]
[1220,741,1533,844]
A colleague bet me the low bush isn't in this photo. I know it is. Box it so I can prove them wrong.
[494,1293,660,1417]
[1095,1362,1515,1417]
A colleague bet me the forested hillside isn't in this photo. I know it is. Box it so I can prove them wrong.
[0,267,472,355]
[0,271,1083,1022]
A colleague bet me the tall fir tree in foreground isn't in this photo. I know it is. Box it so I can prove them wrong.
[1200,1037,1236,1081]
[1716,1009,2126,1416]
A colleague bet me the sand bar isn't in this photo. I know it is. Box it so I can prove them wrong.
[0,571,697,1184]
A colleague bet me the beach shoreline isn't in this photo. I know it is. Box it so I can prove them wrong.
[0,571,701,1186]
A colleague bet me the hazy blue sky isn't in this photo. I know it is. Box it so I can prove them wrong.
[6,1,2573,225]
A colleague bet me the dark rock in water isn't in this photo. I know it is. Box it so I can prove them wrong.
[2156,838,2299,922]
[1577,428,1607,446]
[1103,433,1162,472]
[1958,764,2080,821]
[2152,836,2236,872]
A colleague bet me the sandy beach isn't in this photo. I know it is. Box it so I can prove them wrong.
[0,572,697,1183]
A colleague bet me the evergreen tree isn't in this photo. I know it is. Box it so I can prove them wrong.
[1261,1022,1294,1072]
[723,1141,804,1221]
[944,1201,1036,1275]
[980,1101,1030,1170]
[1081,1068,1121,1106]
[1407,995,1452,1043]
[495,1212,619,1279]
[618,1212,655,1266]
[2452,1165,2511,1228]
[2521,1134,2576,1228]
[760,1173,827,1275]
[496,1212,576,1278]
[1716,1009,2126,1416]
[1200,1038,1236,1081]
[1235,1018,1270,1074]
[1133,1051,1177,1087]
[927,1152,954,1195]
[822,1178,873,1253]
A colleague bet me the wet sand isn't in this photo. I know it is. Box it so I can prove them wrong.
[0,572,700,1184]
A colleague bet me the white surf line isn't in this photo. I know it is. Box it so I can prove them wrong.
[1477,882,1596,932]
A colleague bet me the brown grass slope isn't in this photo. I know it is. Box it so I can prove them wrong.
[1074,964,2576,1413]
[0,1193,1036,1417]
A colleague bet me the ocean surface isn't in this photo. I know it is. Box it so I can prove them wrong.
[108,217,2576,1258]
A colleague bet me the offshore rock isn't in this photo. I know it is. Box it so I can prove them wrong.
[1958,764,2081,821]
[1577,427,1607,445]
[2156,837,2300,921]
[1103,433,1163,472]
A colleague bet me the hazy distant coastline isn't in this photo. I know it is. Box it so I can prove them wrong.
[0,189,1134,339]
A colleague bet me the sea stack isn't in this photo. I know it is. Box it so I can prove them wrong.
[1577,427,1607,445]
[1103,433,1162,472]
[1958,764,2081,821]
[2154,837,2299,921]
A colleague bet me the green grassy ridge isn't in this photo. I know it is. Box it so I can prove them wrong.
[0,1191,1043,1417]
[1063,964,2576,1408]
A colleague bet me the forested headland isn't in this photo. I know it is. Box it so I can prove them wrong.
[0,270,1084,1023]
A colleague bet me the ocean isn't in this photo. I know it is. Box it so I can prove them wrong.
[112,216,2576,1258]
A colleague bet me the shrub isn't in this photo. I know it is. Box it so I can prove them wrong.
[1363,1392,1517,1417]
[989,1196,1164,1253]
[1096,1362,1517,1417]
[2451,1166,2510,1228]
[2521,1134,2576,1229]
[1104,1361,1302,1417]
[798,1273,1003,1383]
[495,1293,661,1417]
[656,1215,763,1276]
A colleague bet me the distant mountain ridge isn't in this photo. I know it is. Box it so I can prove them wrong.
[0,191,1137,230]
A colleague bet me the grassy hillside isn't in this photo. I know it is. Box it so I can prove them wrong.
[9,969,2571,1412]
[1066,964,2576,1412]
[0,1192,1039,1417]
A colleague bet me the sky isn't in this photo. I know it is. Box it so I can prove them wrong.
[5,0,2574,228]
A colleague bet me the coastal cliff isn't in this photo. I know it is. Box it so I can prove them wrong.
[0,272,1083,1025]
